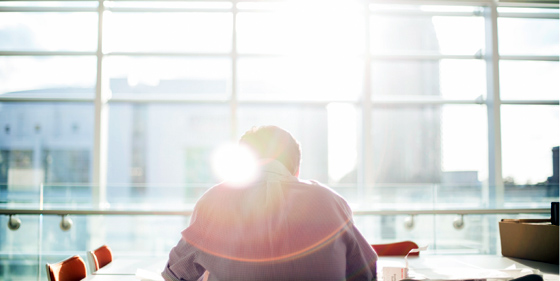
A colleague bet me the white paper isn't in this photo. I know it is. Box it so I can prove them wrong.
[136,268,164,281]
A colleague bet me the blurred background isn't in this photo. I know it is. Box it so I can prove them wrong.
[0,0,558,280]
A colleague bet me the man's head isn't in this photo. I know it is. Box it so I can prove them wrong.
[239,126,301,176]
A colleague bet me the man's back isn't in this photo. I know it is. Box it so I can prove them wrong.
[164,160,377,281]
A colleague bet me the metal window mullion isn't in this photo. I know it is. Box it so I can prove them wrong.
[498,12,559,19]
[501,100,560,105]
[105,52,230,57]
[371,54,480,60]
[105,7,231,13]
[500,55,559,61]
[362,0,374,200]
[0,7,97,12]
[92,0,107,207]
[0,51,96,56]
[371,10,479,17]
[231,2,238,140]
[370,0,494,6]
[498,2,560,9]
[484,3,504,209]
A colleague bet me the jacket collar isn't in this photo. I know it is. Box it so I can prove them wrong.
[259,159,297,182]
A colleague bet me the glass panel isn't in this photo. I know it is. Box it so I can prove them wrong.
[371,15,484,54]
[237,57,362,101]
[0,214,41,280]
[103,12,232,53]
[501,105,559,202]
[0,56,96,98]
[237,2,365,55]
[0,213,187,281]
[500,61,559,100]
[370,105,488,185]
[104,56,231,99]
[498,17,559,56]
[236,12,287,54]
[372,59,486,99]
[107,103,231,192]
[0,102,94,206]
[0,12,97,52]
[355,214,435,251]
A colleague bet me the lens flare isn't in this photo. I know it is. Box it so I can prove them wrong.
[211,143,258,186]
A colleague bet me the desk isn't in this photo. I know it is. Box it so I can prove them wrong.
[94,257,167,275]
[378,255,559,281]
[81,255,559,281]
[82,275,141,281]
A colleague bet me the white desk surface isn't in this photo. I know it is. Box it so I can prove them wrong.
[93,256,167,275]
[82,275,141,281]
[81,255,559,281]
[378,255,559,281]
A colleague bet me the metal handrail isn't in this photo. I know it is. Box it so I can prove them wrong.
[0,208,549,216]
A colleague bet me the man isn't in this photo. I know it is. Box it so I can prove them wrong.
[163,126,377,281]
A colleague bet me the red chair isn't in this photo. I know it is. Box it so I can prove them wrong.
[45,255,87,281]
[372,241,419,256]
[86,244,113,273]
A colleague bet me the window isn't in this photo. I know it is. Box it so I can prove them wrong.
[0,1,558,277]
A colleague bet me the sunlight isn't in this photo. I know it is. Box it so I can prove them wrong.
[211,143,259,186]
[327,103,358,182]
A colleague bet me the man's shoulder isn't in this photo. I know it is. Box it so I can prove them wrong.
[290,179,348,202]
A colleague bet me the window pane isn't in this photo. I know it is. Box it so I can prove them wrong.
[237,3,364,55]
[104,56,230,99]
[0,56,96,98]
[498,17,559,56]
[0,12,97,52]
[104,12,232,53]
[501,105,559,185]
[236,12,286,54]
[0,102,94,192]
[238,57,362,101]
[500,61,559,100]
[370,105,488,184]
[371,15,484,54]
[372,59,486,99]
[107,104,230,196]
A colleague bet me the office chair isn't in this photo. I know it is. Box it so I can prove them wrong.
[371,241,419,256]
[86,244,113,273]
[45,255,87,281]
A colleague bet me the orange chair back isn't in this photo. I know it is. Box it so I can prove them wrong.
[46,255,87,281]
[372,241,419,256]
[92,245,113,271]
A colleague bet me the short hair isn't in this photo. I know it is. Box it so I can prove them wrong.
[239,126,301,175]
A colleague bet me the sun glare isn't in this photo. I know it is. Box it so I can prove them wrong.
[211,143,259,186]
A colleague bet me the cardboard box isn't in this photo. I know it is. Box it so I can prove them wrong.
[499,219,559,264]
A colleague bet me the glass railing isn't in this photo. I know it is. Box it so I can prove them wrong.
[0,183,555,281]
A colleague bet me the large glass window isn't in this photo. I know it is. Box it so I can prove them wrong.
[498,17,559,56]
[0,1,558,278]
[0,12,98,52]
[104,56,231,99]
[0,57,97,99]
[104,12,232,53]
